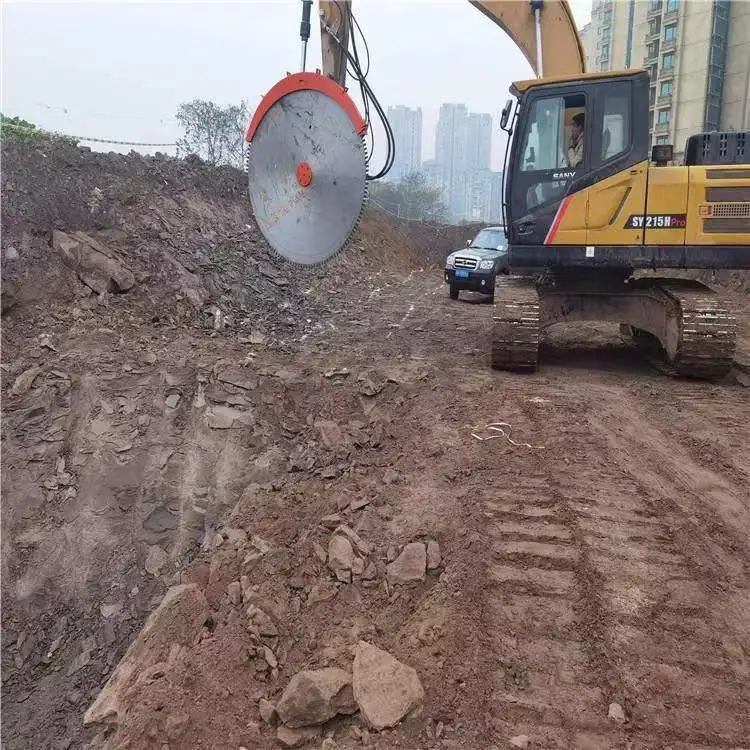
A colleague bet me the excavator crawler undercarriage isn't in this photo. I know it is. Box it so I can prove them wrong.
[491,274,737,379]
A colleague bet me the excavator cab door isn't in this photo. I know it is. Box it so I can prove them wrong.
[505,72,650,266]
[506,87,590,249]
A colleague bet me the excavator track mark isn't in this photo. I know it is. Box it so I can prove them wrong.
[490,275,540,373]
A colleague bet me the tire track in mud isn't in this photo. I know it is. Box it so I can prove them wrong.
[479,383,750,748]
[587,385,750,582]
[626,380,750,492]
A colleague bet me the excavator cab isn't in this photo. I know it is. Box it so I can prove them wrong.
[502,70,650,266]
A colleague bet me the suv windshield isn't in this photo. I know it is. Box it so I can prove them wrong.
[470,228,507,251]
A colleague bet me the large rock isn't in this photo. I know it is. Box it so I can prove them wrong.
[84,584,209,726]
[386,543,426,585]
[275,668,357,728]
[352,641,425,730]
[53,230,135,294]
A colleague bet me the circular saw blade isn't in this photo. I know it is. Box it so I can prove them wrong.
[246,84,368,266]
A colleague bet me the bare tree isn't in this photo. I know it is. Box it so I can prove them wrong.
[370,171,448,222]
[175,99,249,168]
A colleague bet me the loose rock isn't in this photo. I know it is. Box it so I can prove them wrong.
[352,641,425,730]
[247,605,278,637]
[510,735,529,748]
[350,497,371,512]
[10,366,42,396]
[276,668,357,728]
[313,542,328,564]
[53,229,135,294]
[334,525,371,556]
[277,724,322,747]
[84,585,209,726]
[328,535,354,573]
[307,580,338,606]
[335,569,352,584]
[608,701,626,723]
[165,394,181,409]
[227,582,242,605]
[258,698,278,725]
[321,514,343,530]
[426,540,441,570]
[263,645,278,669]
[386,543,426,585]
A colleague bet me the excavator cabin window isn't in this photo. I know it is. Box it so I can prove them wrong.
[512,80,639,217]
[519,93,587,211]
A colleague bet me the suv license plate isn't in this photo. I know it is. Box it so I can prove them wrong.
[456,270,469,279]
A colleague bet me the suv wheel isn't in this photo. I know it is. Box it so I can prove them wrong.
[449,285,459,300]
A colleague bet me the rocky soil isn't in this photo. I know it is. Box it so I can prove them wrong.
[2,140,750,750]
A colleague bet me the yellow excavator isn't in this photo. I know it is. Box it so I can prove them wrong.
[245,0,750,380]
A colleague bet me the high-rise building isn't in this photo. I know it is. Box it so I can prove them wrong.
[580,0,750,159]
[579,21,595,70]
[435,104,468,173]
[386,105,423,181]
[466,113,493,170]
[434,104,497,221]
[435,103,468,220]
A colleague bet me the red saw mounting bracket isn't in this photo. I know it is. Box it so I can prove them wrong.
[245,71,368,143]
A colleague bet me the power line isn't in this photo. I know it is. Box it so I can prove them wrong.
[27,101,177,124]
[2,121,177,147]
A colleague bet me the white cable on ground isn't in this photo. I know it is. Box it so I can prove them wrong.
[471,422,545,449]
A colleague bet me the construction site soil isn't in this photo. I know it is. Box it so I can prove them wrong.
[2,139,750,750]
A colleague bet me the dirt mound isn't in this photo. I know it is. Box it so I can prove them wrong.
[1,139,376,346]
[1,140,469,338]
[0,140,474,750]
[355,212,482,270]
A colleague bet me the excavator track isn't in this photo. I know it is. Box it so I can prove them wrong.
[626,277,737,380]
[492,275,736,380]
[490,275,540,372]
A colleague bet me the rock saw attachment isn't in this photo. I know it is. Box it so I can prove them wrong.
[245,72,369,266]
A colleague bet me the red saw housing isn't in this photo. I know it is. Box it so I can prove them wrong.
[245,71,368,144]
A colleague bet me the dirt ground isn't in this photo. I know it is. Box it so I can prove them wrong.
[2,140,750,750]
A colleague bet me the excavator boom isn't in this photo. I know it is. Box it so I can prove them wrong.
[318,0,586,87]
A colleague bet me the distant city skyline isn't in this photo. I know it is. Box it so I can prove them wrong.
[385,100,499,170]
[385,100,509,172]
[386,99,503,222]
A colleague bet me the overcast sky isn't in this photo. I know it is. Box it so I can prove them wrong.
[2,0,591,170]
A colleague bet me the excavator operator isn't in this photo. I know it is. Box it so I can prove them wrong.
[567,112,584,168]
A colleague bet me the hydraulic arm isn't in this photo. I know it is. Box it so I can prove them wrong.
[318,0,585,87]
